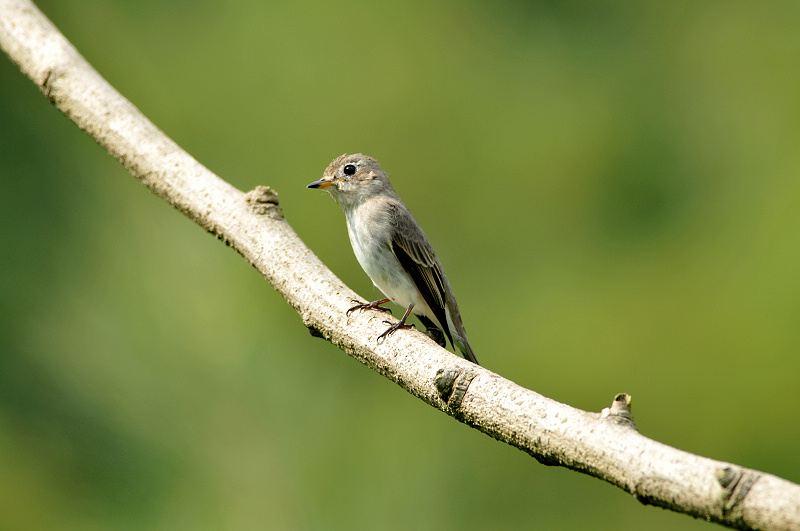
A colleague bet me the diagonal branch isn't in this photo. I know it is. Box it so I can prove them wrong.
[1,1,798,529]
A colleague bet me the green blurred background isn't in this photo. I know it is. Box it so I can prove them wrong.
[2,1,799,529]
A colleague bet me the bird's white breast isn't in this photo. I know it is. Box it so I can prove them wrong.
[344,203,435,320]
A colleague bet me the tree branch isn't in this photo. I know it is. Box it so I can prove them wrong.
[2,1,798,529]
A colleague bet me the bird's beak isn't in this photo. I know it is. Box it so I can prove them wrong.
[307,177,335,189]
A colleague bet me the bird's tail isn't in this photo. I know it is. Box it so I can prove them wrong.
[454,334,479,365]
[445,306,479,365]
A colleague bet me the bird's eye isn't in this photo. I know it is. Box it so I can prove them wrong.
[343,164,357,175]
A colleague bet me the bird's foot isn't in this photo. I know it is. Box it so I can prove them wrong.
[377,320,415,344]
[346,298,392,316]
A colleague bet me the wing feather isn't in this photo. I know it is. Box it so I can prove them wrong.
[388,203,453,346]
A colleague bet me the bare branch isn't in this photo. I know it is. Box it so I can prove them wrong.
[2,1,798,529]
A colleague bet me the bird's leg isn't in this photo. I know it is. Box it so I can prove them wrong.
[377,304,416,343]
[347,298,393,316]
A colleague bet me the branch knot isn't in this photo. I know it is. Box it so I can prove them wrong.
[245,186,283,219]
[716,465,760,517]
[600,393,637,430]
[435,367,477,410]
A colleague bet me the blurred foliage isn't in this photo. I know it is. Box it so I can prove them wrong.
[2,1,800,529]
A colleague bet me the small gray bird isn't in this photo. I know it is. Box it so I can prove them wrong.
[307,154,479,365]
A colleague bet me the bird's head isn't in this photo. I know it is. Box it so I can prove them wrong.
[307,154,393,208]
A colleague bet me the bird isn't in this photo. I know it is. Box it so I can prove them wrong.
[307,154,479,365]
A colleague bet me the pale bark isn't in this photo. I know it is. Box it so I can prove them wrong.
[1,1,798,529]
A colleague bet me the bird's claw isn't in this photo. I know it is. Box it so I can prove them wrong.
[376,321,415,344]
[347,299,392,316]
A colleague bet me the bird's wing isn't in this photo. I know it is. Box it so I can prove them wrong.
[388,203,453,345]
